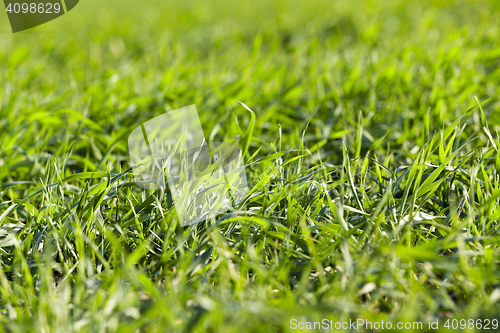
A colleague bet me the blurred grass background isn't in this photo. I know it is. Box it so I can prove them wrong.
[2,0,500,165]
[1,0,500,332]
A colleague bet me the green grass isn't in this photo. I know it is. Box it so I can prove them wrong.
[1,0,500,331]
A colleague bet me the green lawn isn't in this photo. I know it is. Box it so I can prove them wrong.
[1,0,500,331]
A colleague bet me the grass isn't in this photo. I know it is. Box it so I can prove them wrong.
[1,0,500,331]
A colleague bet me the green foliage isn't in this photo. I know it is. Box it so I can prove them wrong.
[1,0,500,331]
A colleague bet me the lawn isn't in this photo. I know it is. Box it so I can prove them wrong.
[1,0,500,331]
